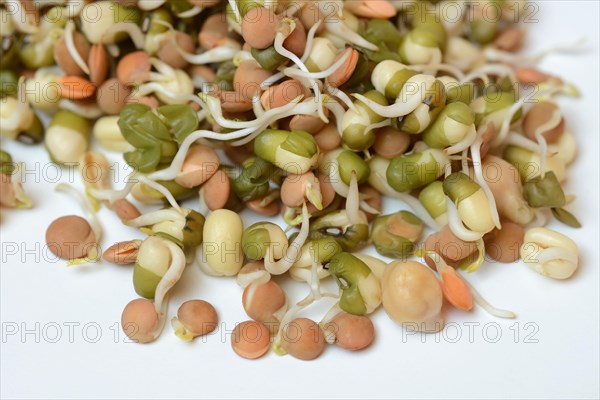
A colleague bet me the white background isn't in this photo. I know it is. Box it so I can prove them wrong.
[1,2,599,399]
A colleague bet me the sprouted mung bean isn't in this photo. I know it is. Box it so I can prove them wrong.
[0,0,587,359]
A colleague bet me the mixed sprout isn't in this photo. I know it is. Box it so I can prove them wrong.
[0,0,585,360]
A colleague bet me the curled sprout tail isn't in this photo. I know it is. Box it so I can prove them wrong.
[458,270,516,319]
[264,203,310,275]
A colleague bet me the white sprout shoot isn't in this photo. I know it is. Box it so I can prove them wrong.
[138,0,165,11]
[461,64,516,85]
[272,289,338,355]
[445,196,485,242]
[146,127,260,182]
[64,20,90,74]
[352,74,437,118]
[274,19,309,72]
[470,127,502,230]
[101,22,145,49]
[264,203,310,275]
[9,163,32,208]
[460,148,470,175]
[153,239,187,314]
[2,77,30,133]
[88,171,138,203]
[533,107,563,178]
[444,124,478,155]
[260,71,286,89]
[301,19,322,63]
[372,171,441,230]
[364,119,392,134]
[324,98,346,136]
[176,5,202,18]
[198,93,302,129]
[536,247,578,266]
[325,84,355,111]
[136,176,183,213]
[506,132,544,153]
[324,16,378,51]
[284,48,352,80]
[58,99,104,119]
[490,96,528,148]
[236,268,271,289]
[484,37,587,65]
[327,159,378,214]
[174,39,240,64]
[457,270,516,319]
[319,302,343,344]
[410,63,465,80]
[228,0,241,23]
[125,208,185,229]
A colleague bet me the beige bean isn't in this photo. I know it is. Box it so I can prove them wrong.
[46,215,96,260]
[373,126,411,159]
[158,31,195,69]
[327,312,375,351]
[54,31,91,77]
[102,240,142,265]
[121,298,158,344]
[522,101,565,143]
[483,222,524,263]
[281,318,326,360]
[231,320,271,359]
[175,300,218,338]
[97,78,131,115]
[241,7,281,50]
[88,44,108,86]
[117,51,151,86]
[175,145,220,188]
